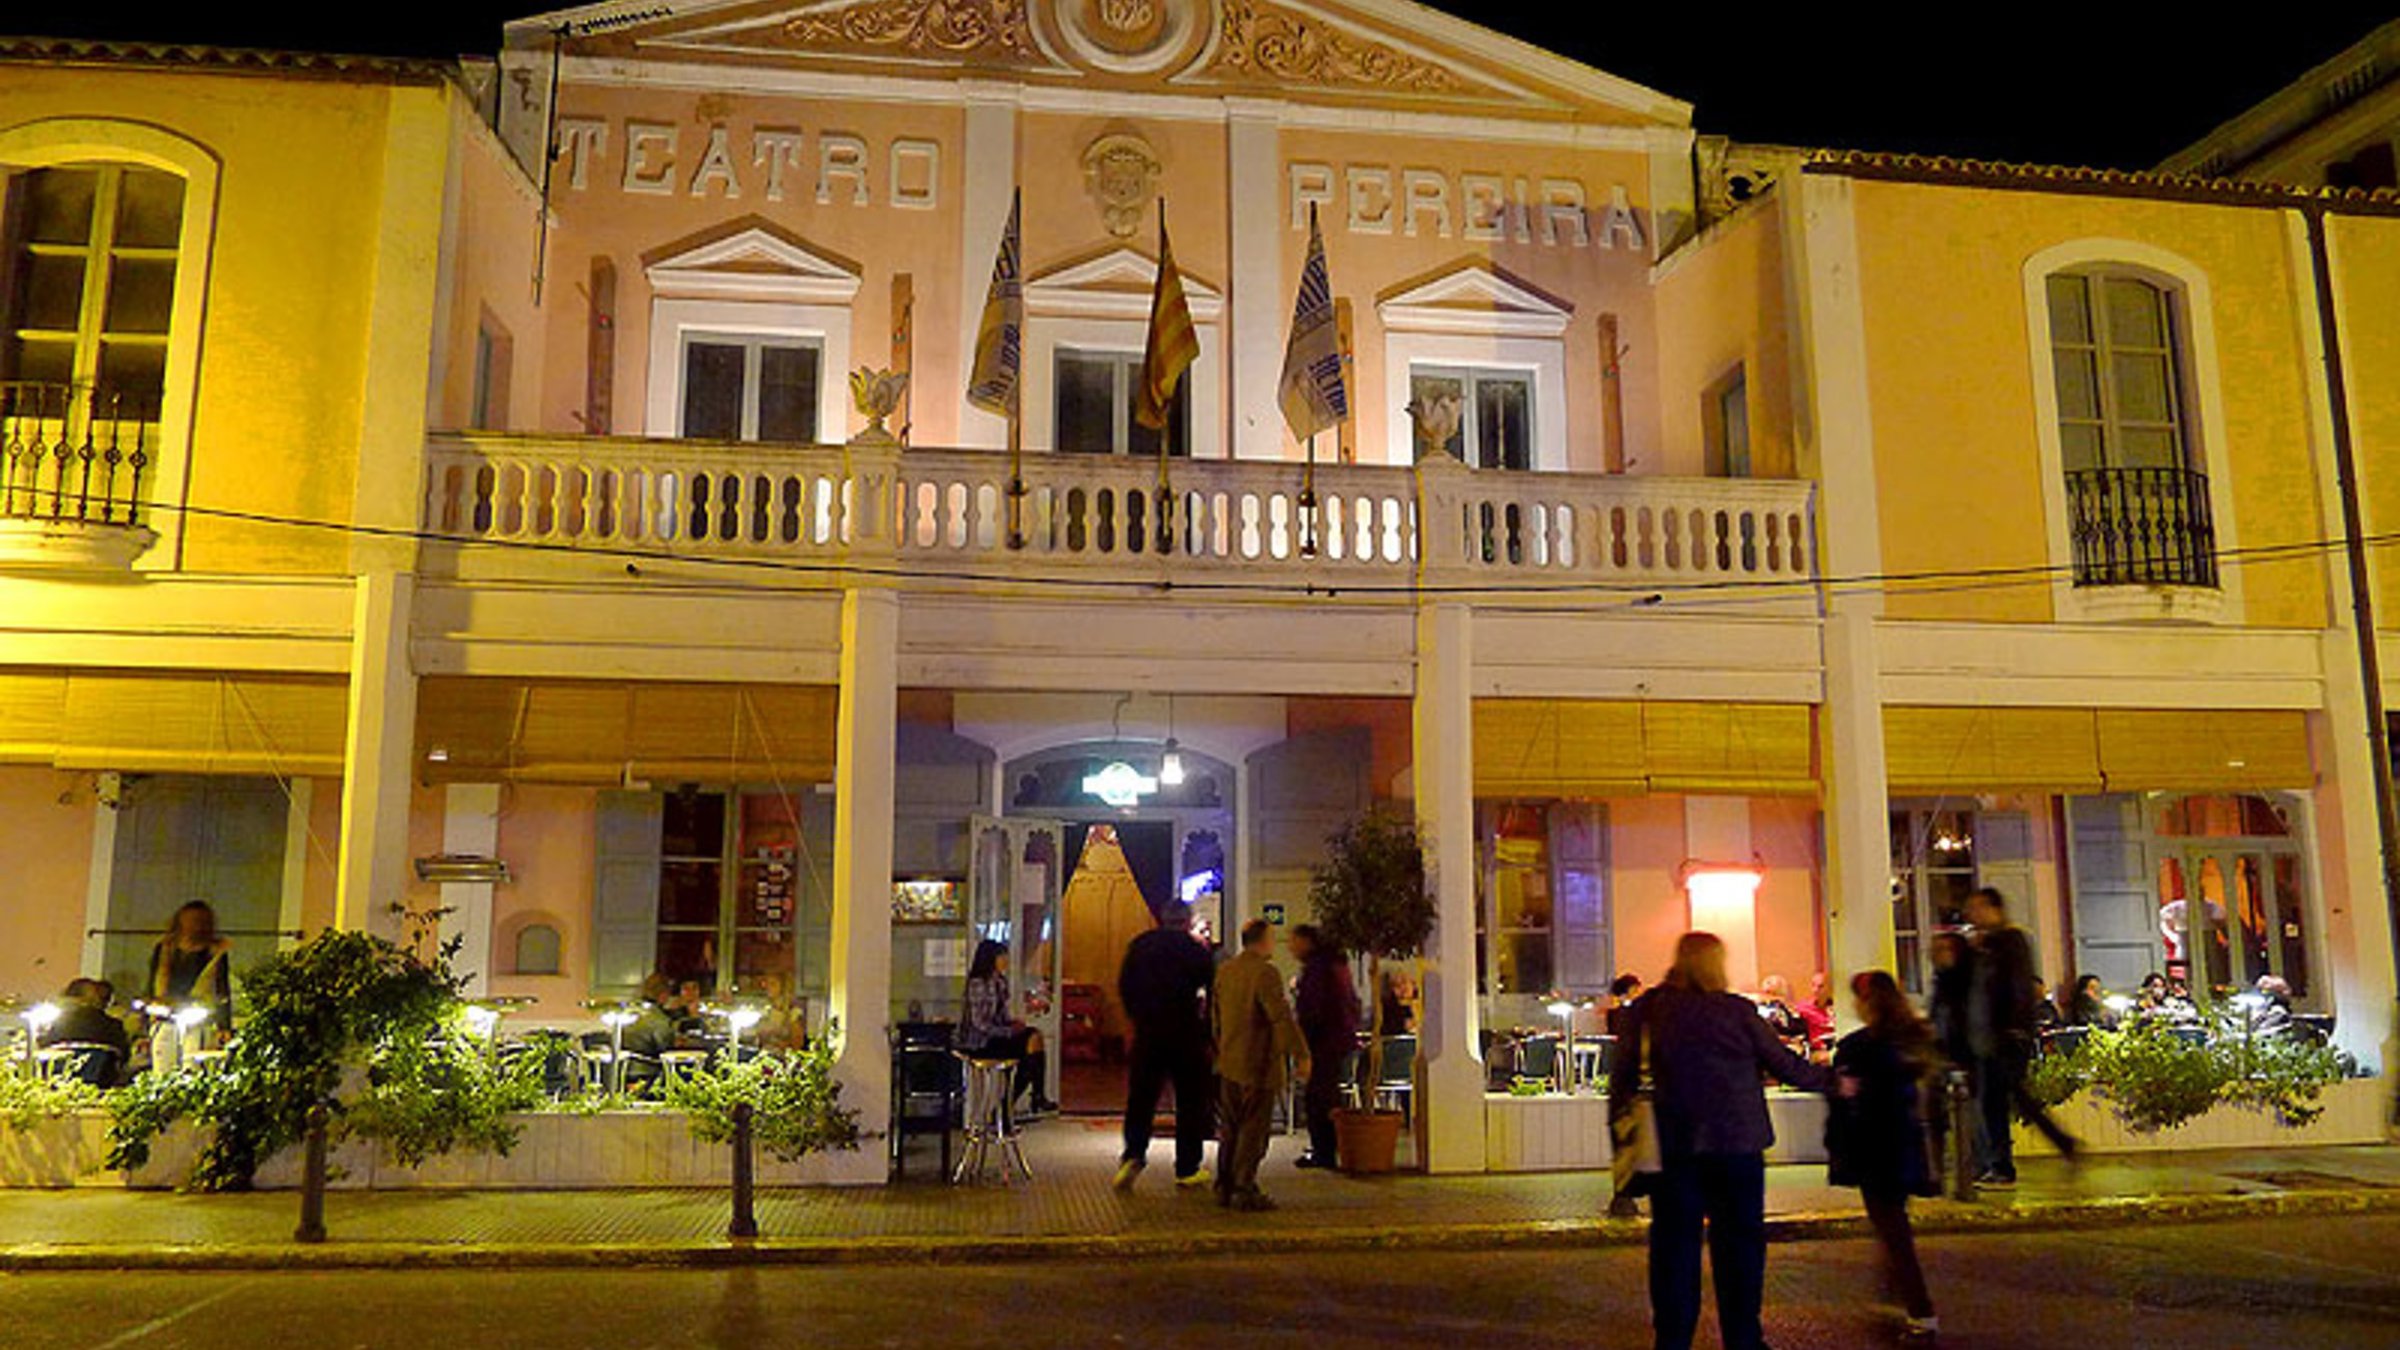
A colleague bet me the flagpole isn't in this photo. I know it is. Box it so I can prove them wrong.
[1300,431,1318,558]
[1154,199,1174,557]
[1007,405,1025,550]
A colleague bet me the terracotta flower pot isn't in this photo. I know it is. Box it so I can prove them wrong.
[1332,1106,1403,1174]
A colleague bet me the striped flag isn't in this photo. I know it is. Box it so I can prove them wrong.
[1278,203,1348,443]
[966,190,1023,418]
[1135,203,1200,432]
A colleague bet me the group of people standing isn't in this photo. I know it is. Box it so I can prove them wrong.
[1611,887,2077,1349]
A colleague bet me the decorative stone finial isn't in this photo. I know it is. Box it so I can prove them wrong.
[1405,390,1465,463]
[848,367,909,447]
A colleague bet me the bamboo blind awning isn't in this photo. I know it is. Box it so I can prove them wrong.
[53,671,349,775]
[1472,699,1815,797]
[415,677,839,784]
[1885,706,2313,794]
[0,669,66,763]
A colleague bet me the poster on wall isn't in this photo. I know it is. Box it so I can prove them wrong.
[923,937,968,978]
[893,878,962,923]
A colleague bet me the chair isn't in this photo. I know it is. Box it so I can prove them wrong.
[1514,1033,1559,1083]
[1372,1034,1417,1125]
[2294,1013,2336,1047]
[952,1052,1031,1185]
[890,1026,962,1180]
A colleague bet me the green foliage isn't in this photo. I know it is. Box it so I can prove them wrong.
[1307,807,1435,964]
[343,1031,549,1167]
[106,929,472,1189]
[2026,1012,2349,1133]
[658,1039,860,1163]
[0,1069,103,1130]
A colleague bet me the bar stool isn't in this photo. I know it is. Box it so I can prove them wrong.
[951,1052,1031,1185]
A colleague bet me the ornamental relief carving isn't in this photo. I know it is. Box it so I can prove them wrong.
[1204,0,1469,93]
[1082,132,1163,238]
[782,0,1044,63]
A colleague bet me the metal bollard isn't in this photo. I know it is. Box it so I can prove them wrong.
[295,1101,330,1243]
[729,1100,758,1239]
[1947,1070,1977,1201]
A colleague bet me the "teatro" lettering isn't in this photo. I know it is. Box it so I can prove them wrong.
[1286,161,1643,250]
[553,117,941,209]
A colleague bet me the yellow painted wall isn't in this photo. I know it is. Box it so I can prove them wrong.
[433,107,549,434]
[1653,202,1795,478]
[0,767,98,998]
[1849,180,2329,626]
[2331,214,2400,624]
[0,67,459,575]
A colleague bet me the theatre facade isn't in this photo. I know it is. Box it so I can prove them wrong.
[1,0,2395,1177]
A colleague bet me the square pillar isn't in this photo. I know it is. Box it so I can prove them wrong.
[440,783,501,995]
[1819,606,1895,993]
[1413,600,1485,1173]
[336,571,417,938]
[829,586,899,1155]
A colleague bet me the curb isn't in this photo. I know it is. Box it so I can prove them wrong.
[3,1187,2397,1272]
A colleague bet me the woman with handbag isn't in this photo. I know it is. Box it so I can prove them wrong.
[1828,970,1942,1344]
[1611,932,1834,1350]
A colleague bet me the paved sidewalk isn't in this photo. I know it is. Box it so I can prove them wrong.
[2,1118,2395,1269]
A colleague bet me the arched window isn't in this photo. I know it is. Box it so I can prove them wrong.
[2027,249,2226,604]
[513,922,563,976]
[3,163,183,414]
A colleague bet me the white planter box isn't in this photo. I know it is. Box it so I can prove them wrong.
[1480,1091,1831,1173]
[2018,1076,2390,1156]
[0,1110,871,1189]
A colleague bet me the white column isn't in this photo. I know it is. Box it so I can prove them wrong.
[440,783,501,996]
[1226,98,1283,462]
[1795,174,1895,1001]
[954,82,1019,451]
[829,586,900,1164]
[1413,600,1485,1173]
[336,571,417,939]
[79,778,122,977]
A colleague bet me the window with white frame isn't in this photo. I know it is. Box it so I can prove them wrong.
[1408,365,1532,470]
[1053,348,1190,457]
[678,334,822,443]
[2045,271,2191,475]
[2,163,182,416]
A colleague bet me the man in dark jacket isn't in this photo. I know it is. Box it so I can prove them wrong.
[1966,887,2078,1185]
[1114,902,1218,1191]
[1289,924,1360,1169]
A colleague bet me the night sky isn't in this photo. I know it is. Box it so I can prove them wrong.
[20,3,2398,169]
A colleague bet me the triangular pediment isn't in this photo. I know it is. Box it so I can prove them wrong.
[1026,246,1224,321]
[1377,261,1572,337]
[512,0,1689,126]
[642,220,864,303]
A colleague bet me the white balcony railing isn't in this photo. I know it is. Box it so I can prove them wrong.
[422,433,1815,591]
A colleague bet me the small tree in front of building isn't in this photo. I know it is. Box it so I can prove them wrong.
[1308,805,1436,1170]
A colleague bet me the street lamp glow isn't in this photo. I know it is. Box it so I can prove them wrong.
[462,1005,501,1039]
[1159,738,1187,787]
[22,1002,59,1035]
[171,1005,211,1031]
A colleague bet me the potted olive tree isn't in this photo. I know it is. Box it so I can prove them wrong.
[1308,806,1436,1174]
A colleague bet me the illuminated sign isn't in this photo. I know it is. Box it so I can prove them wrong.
[1082,761,1158,808]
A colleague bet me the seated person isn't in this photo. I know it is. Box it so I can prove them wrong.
[2249,975,2296,1039]
[611,974,679,1084]
[43,978,131,1085]
[2063,973,2117,1030]
[1604,972,1643,1042]
[2031,978,2063,1033]
[2133,972,2198,1024]
[1754,974,1811,1047]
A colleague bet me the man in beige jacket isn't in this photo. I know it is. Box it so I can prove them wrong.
[1212,918,1308,1210]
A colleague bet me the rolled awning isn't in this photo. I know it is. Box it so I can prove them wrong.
[56,671,348,775]
[1472,698,1816,797]
[1884,706,2313,794]
[416,677,838,784]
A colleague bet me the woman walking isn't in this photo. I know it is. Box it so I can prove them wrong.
[1611,932,1834,1350]
[1829,970,1943,1344]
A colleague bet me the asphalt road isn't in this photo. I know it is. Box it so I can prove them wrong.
[5,1213,2397,1349]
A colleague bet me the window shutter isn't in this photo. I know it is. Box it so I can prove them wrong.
[1550,801,1610,996]
[592,790,662,996]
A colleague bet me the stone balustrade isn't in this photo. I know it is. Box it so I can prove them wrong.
[422,432,1816,593]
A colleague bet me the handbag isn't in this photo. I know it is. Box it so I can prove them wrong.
[1609,1023,1662,1198]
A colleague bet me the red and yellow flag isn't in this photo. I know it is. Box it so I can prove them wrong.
[1135,203,1200,432]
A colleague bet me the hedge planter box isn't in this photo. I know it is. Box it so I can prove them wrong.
[0,1111,875,1189]
[2016,1076,2389,1156]
[1481,1090,1830,1173]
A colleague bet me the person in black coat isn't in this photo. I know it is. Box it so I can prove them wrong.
[1114,902,1217,1189]
[1289,924,1360,1169]
[1828,970,1942,1344]
[1966,887,2078,1185]
[1610,932,1834,1350]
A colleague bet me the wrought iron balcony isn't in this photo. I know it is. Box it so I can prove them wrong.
[0,382,158,571]
[2064,466,2218,590]
[422,432,1817,598]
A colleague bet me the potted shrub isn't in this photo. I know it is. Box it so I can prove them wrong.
[1307,806,1436,1174]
